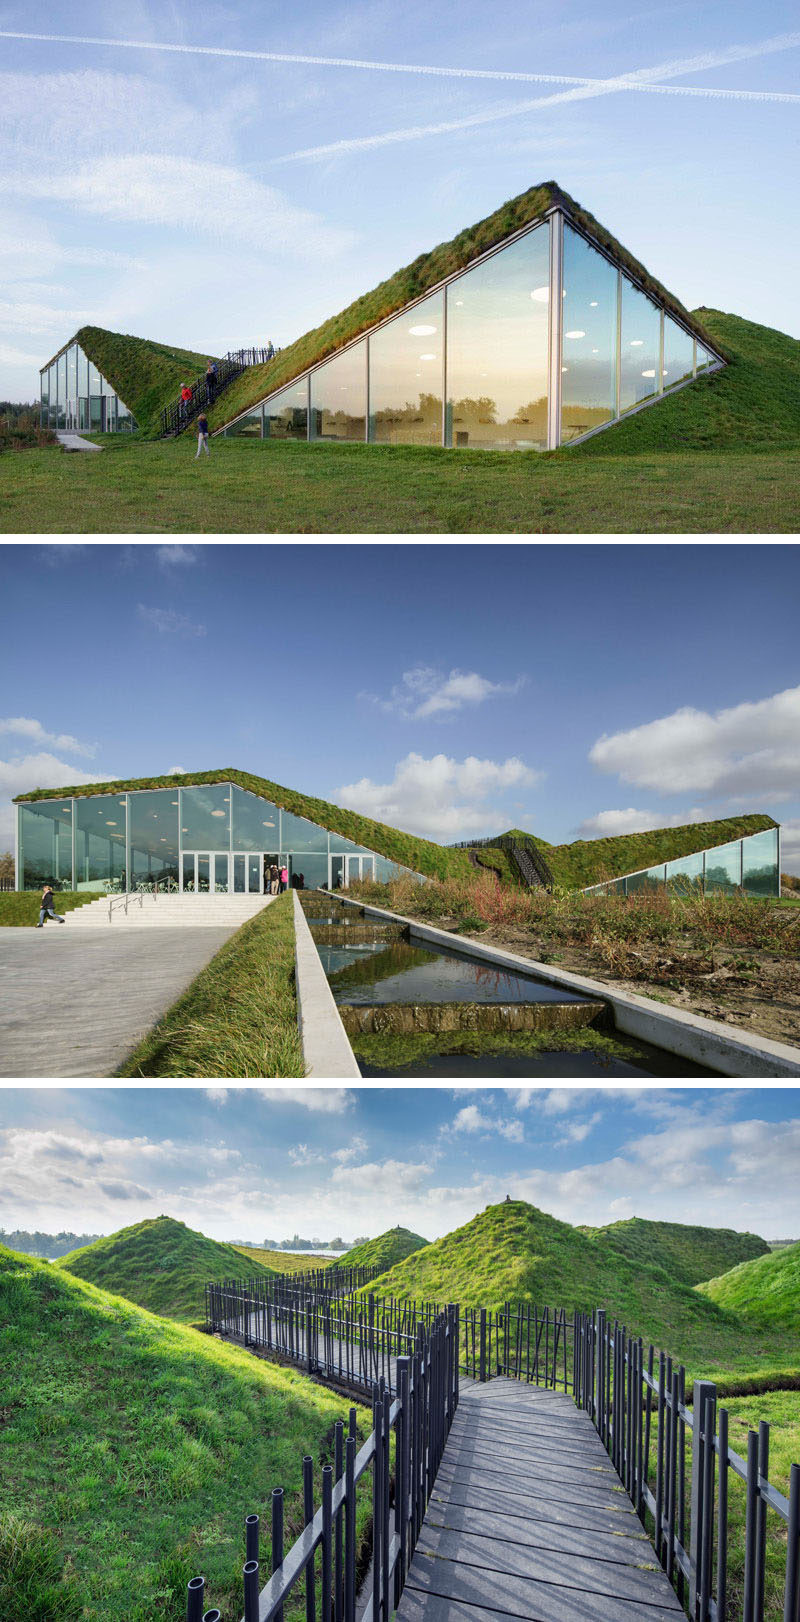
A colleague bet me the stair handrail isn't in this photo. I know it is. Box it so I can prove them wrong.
[159,347,283,438]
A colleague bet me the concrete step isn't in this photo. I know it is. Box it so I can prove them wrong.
[66,895,272,927]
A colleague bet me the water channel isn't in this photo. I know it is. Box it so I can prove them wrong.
[302,896,712,1079]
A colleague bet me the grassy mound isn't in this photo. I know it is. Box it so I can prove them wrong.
[56,1215,277,1323]
[233,1247,336,1273]
[486,814,776,890]
[340,1227,429,1274]
[697,1242,800,1330]
[115,892,303,1078]
[209,181,719,435]
[366,1200,798,1379]
[0,1246,368,1622]
[0,892,99,925]
[580,1216,769,1287]
[74,327,216,436]
[576,309,800,456]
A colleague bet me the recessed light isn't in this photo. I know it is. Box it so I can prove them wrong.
[106,821,117,827]
[262,820,275,827]
[409,324,437,336]
[211,809,226,817]
[419,353,437,361]
[561,366,568,373]
[592,348,599,354]
[454,300,464,307]
[641,369,656,378]
[530,287,549,303]
[630,340,644,347]
[565,330,585,340]
[589,301,598,308]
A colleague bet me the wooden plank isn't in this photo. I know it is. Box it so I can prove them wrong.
[440,1437,617,1479]
[401,1555,683,1622]
[414,1527,669,1605]
[429,1478,641,1535]
[434,1456,629,1506]
[424,1501,653,1565]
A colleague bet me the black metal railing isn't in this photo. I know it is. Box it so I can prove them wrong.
[226,346,281,369]
[189,1303,459,1622]
[448,832,554,890]
[160,355,246,437]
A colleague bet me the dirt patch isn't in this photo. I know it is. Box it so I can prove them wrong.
[431,919,800,1049]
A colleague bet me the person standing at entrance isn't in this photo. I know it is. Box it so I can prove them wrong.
[269,862,279,895]
[195,412,209,458]
[279,864,288,893]
[36,885,65,926]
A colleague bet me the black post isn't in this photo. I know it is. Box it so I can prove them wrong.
[690,1380,716,1618]
[243,1560,259,1622]
[372,1385,383,1622]
[334,1420,344,1622]
[344,1434,356,1622]
[717,1406,728,1622]
[272,1485,285,1622]
[303,1456,315,1622]
[246,1514,259,1564]
[479,1308,487,1383]
[784,1463,800,1622]
[322,1464,333,1622]
[187,1576,205,1622]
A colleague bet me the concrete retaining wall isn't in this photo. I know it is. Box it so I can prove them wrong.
[292,891,360,1078]
[325,895,800,1078]
[338,999,606,1036]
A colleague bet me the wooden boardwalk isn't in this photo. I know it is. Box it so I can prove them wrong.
[396,1377,682,1622]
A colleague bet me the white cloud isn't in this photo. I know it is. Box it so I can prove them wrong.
[257,1089,355,1114]
[0,717,97,758]
[451,1105,523,1142]
[3,154,353,261]
[366,666,526,721]
[779,820,800,877]
[0,752,112,846]
[137,605,206,638]
[166,766,188,776]
[288,1143,326,1167]
[156,545,198,569]
[590,685,800,799]
[575,807,710,839]
[555,1112,602,1147]
[332,1135,368,1164]
[338,752,541,842]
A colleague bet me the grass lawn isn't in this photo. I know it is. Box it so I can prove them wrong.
[0,1247,371,1622]
[116,893,303,1079]
[3,435,798,533]
[0,891,98,925]
[233,1247,336,1273]
[57,1216,277,1324]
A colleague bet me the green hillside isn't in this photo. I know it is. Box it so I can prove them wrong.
[473,813,776,890]
[209,180,720,435]
[56,1215,277,1323]
[697,1242,800,1330]
[579,1216,769,1287]
[366,1201,798,1379]
[576,309,800,455]
[74,326,216,436]
[340,1226,429,1274]
[0,1245,368,1622]
[16,768,476,885]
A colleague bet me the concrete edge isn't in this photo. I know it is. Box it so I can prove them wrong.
[324,893,800,1079]
[293,890,361,1079]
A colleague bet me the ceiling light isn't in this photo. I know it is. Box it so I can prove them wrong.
[211,809,226,817]
[106,821,117,827]
[530,287,549,303]
[561,366,568,373]
[409,324,437,336]
[589,301,598,308]
[592,348,599,354]
[62,806,71,812]
[641,369,656,378]
[171,800,178,805]
[160,837,166,842]
[454,300,464,307]
[630,340,644,347]
[565,330,585,340]
[419,352,437,361]
[263,820,275,827]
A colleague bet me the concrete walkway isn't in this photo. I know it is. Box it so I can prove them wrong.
[397,1378,682,1622]
[56,431,102,451]
[0,925,237,1078]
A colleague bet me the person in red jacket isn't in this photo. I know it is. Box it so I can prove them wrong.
[180,383,192,424]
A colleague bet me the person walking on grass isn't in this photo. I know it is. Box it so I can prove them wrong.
[195,411,209,459]
[36,884,65,926]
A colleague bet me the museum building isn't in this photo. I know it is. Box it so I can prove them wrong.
[39,336,137,434]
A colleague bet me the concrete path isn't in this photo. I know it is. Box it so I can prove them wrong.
[56,431,102,451]
[397,1378,682,1622]
[0,925,237,1078]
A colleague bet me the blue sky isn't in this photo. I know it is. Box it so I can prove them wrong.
[1,1,798,400]
[2,541,800,870]
[2,1085,799,1240]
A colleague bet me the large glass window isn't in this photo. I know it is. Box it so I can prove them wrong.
[40,371,49,426]
[665,850,704,894]
[662,317,694,391]
[19,801,73,889]
[446,225,550,450]
[742,828,779,898]
[281,809,329,852]
[231,785,280,849]
[180,783,231,848]
[626,864,666,893]
[696,346,711,371]
[67,344,77,407]
[310,343,366,441]
[128,789,180,885]
[56,354,67,428]
[264,380,308,440]
[75,795,127,890]
[291,852,329,889]
[368,290,444,446]
[561,226,617,443]
[704,841,742,894]
[227,408,263,438]
[620,279,661,412]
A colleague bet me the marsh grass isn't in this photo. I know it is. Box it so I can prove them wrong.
[116,893,304,1079]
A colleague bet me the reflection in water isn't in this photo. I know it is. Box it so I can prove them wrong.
[322,937,587,1006]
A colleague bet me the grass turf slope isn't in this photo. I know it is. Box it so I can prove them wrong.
[68,327,216,436]
[56,1215,277,1323]
[0,1245,368,1622]
[15,768,476,885]
[576,309,800,456]
[578,1216,770,1288]
[472,814,777,890]
[365,1201,799,1380]
[696,1242,800,1330]
[339,1227,429,1273]
[208,180,722,434]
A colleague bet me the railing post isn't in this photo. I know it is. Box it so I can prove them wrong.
[322,1463,333,1622]
[272,1485,284,1622]
[479,1308,487,1383]
[784,1462,800,1622]
[372,1383,383,1622]
[397,1357,410,1594]
[303,1456,314,1622]
[689,1380,716,1619]
[344,1434,356,1622]
[186,1575,204,1621]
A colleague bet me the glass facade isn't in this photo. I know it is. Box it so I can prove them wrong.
[310,343,367,441]
[561,224,617,444]
[446,225,550,450]
[369,291,443,446]
[223,211,721,453]
[16,780,414,893]
[584,829,779,900]
[40,338,138,434]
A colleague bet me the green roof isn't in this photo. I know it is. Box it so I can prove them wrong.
[43,327,218,436]
[209,180,725,434]
[14,773,777,891]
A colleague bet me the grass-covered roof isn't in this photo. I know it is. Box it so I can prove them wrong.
[44,327,217,436]
[14,773,777,891]
[209,180,725,434]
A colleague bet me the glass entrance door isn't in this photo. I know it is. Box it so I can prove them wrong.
[232,853,263,893]
[181,852,230,892]
[342,854,375,887]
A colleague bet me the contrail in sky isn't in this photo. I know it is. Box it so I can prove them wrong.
[1,26,798,100]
